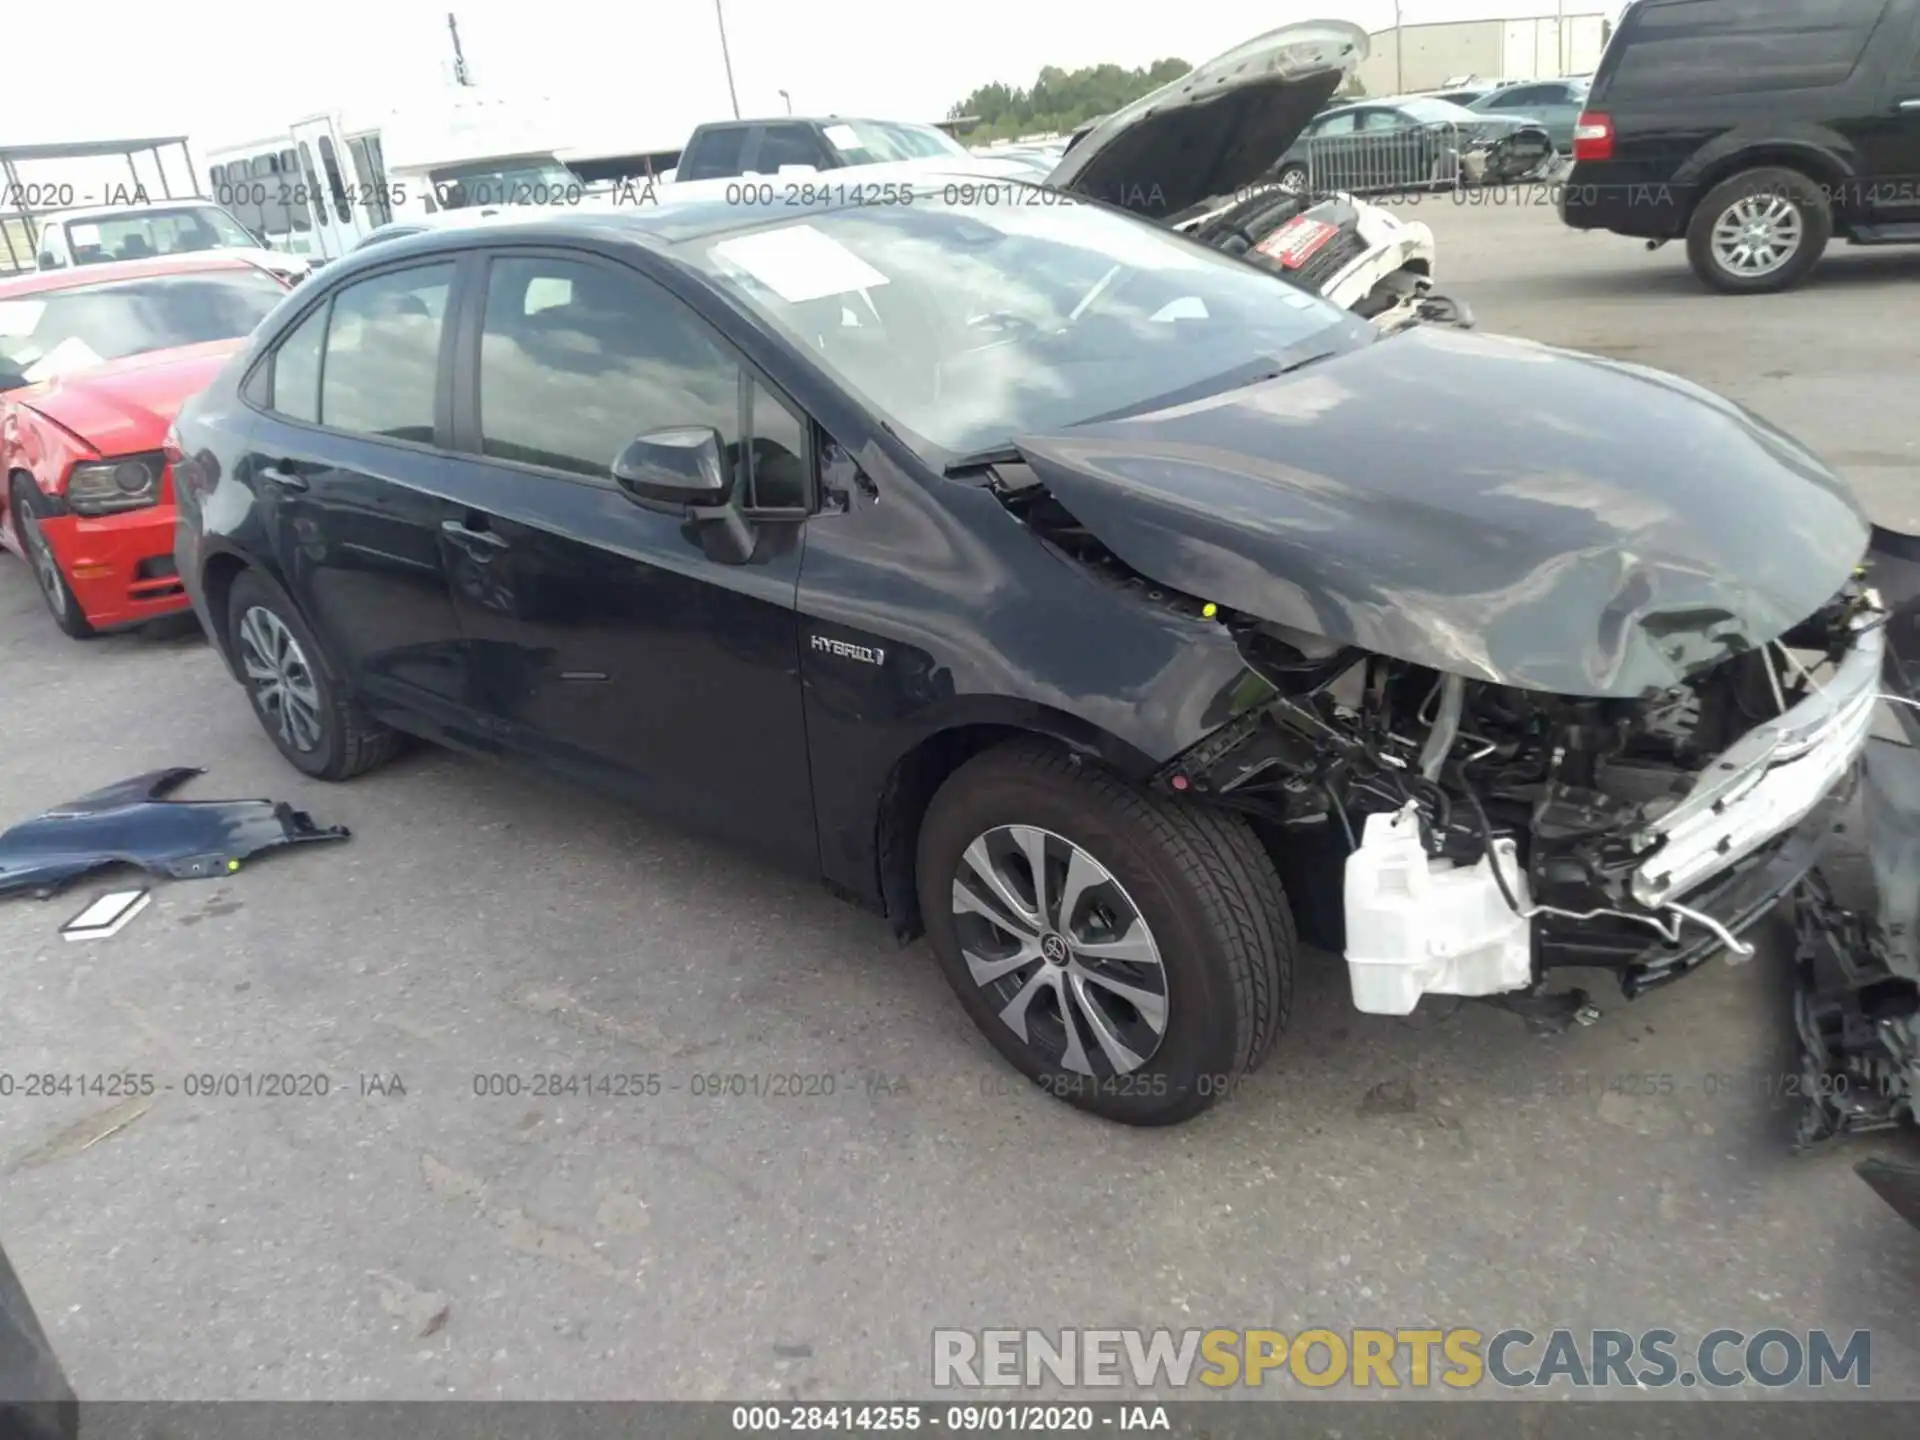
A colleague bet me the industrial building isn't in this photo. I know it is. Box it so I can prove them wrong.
[1356,12,1612,94]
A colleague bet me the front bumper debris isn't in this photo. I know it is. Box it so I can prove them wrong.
[0,767,350,899]
[1787,525,1920,1218]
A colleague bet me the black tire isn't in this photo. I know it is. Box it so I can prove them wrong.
[10,478,95,639]
[1686,166,1832,295]
[1275,164,1310,195]
[916,738,1294,1125]
[225,568,401,781]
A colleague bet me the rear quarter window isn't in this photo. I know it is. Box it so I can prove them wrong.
[1601,0,1892,99]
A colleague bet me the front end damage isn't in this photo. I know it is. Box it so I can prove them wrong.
[1152,580,1892,1015]
[987,431,1904,1023]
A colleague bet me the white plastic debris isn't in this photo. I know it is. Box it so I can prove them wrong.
[1343,804,1532,1015]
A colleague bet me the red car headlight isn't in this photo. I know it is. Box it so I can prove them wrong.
[65,453,161,516]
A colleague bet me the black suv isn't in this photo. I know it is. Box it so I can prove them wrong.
[1561,0,1920,292]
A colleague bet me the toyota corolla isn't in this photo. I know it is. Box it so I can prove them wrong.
[169,191,1915,1125]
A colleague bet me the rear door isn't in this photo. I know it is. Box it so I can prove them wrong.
[1859,4,1920,222]
[435,245,817,864]
[241,258,475,730]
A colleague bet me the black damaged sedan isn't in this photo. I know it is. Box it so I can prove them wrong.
[171,183,1918,1125]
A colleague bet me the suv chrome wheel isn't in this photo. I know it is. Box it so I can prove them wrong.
[951,824,1170,1076]
[1709,193,1804,279]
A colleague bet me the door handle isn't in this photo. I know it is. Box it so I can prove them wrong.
[259,460,309,491]
[440,518,508,556]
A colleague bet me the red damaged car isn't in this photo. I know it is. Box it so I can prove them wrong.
[1,254,289,637]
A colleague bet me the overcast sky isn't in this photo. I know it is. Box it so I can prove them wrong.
[9,0,1624,156]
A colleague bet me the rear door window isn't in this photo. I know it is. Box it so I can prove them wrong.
[1606,0,1891,98]
[318,263,455,443]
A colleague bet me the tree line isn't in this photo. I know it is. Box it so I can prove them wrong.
[948,59,1368,143]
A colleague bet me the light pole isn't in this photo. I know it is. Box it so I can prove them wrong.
[1393,0,1405,94]
[779,88,792,114]
[713,0,741,119]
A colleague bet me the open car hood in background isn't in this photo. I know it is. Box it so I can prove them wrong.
[1010,324,1871,699]
[1044,21,1369,221]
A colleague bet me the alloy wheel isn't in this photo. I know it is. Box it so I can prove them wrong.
[238,605,324,753]
[1711,194,1803,279]
[20,511,68,620]
[949,824,1170,1076]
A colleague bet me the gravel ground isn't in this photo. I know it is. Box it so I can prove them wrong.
[2,201,1917,1405]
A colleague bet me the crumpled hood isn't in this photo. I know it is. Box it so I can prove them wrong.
[1012,325,1870,698]
[1045,21,1368,220]
[11,340,240,455]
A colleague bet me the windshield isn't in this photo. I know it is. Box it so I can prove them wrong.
[828,121,969,163]
[686,188,1354,458]
[58,206,257,265]
[428,158,583,208]
[0,270,286,384]
[1397,98,1483,125]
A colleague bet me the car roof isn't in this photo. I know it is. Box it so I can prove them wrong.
[0,252,265,299]
[701,116,942,129]
[44,199,233,224]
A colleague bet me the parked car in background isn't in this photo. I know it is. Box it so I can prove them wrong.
[1465,77,1590,151]
[32,201,312,286]
[1273,96,1555,194]
[673,116,971,182]
[0,255,290,637]
[1427,85,1498,106]
[1562,0,1920,292]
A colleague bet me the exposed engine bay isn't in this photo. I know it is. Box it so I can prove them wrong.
[1171,184,1464,332]
[1171,587,1884,1012]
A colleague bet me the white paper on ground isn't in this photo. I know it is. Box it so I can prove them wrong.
[712,224,890,304]
[61,889,152,941]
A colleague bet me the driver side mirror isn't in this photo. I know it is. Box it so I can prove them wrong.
[612,426,731,509]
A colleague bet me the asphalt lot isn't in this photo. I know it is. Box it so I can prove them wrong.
[4,201,1919,1404]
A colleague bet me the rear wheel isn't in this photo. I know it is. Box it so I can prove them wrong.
[225,568,401,781]
[1274,163,1310,195]
[916,739,1294,1125]
[1686,167,1832,294]
[10,479,94,639]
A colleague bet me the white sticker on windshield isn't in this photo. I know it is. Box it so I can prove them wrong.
[0,299,46,337]
[68,222,102,246]
[823,124,860,149]
[24,336,105,383]
[712,224,890,304]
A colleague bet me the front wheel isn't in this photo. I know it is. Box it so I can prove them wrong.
[11,480,94,639]
[1686,167,1832,294]
[1274,164,1310,195]
[916,739,1295,1125]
